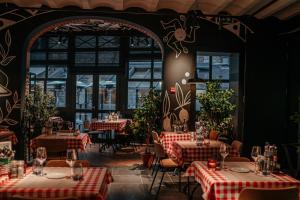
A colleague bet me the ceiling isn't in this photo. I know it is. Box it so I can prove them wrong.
[3,0,300,20]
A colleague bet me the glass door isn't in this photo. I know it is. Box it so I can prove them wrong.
[75,74,117,130]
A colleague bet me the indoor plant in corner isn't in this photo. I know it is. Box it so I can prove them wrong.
[131,89,162,168]
[197,81,236,141]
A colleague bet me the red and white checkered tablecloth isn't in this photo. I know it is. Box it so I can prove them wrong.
[160,132,191,155]
[89,119,127,132]
[171,140,239,166]
[0,131,18,145]
[0,167,112,200]
[30,133,92,152]
[185,161,300,200]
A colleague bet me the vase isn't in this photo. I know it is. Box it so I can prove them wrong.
[209,129,218,140]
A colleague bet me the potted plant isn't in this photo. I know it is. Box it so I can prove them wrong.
[23,85,58,139]
[197,81,236,140]
[131,89,162,167]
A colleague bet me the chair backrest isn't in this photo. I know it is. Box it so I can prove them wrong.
[153,141,166,158]
[226,156,250,162]
[36,139,67,153]
[231,140,243,154]
[152,131,160,143]
[46,160,90,167]
[239,187,298,200]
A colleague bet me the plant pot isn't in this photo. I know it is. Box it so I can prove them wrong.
[141,152,154,168]
[209,129,218,140]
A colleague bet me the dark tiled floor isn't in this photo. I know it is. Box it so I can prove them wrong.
[79,144,203,200]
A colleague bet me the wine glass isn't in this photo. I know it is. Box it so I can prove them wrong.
[251,146,261,173]
[36,147,47,176]
[68,122,74,132]
[66,149,77,177]
[219,143,229,169]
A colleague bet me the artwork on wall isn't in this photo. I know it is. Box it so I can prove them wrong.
[0,29,21,126]
[160,15,200,58]
[162,82,191,131]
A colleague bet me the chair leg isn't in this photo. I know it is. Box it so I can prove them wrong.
[155,170,165,200]
[189,182,199,200]
[151,157,158,176]
[149,165,160,193]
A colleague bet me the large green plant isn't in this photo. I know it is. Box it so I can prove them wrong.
[131,89,162,143]
[24,85,57,138]
[197,81,236,135]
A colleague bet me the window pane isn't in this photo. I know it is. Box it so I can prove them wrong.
[153,81,162,90]
[129,61,151,79]
[48,36,68,49]
[98,113,109,120]
[76,75,93,109]
[30,65,46,78]
[98,36,120,48]
[196,55,209,80]
[46,80,66,107]
[75,112,92,131]
[48,52,68,60]
[98,51,119,66]
[195,83,206,111]
[212,56,230,80]
[30,80,44,93]
[75,36,96,48]
[128,81,150,109]
[75,52,96,66]
[48,65,67,78]
[31,38,46,50]
[99,75,116,110]
[130,37,152,48]
[30,52,46,60]
[153,60,162,79]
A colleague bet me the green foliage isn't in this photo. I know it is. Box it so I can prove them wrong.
[24,85,57,138]
[197,81,236,135]
[130,89,162,143]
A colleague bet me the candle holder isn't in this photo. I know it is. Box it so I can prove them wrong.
[207,159,217,170]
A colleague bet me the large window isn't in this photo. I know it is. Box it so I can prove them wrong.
[195,52,239,111]
[30,36,68,107]
[127,37,162,109]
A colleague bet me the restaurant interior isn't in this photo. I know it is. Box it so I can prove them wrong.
[0,0,299,200]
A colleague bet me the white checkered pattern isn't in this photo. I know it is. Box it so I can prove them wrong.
[89,120,127,132]
[185,161,300,200]
[160,132,191,155]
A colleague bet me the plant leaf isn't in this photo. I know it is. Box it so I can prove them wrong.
[6,100,11,113]
[13,91,18,103]
[14,104,21,108]
[4,118,18,125]
[5,30,11,47]
[175,82,183,106]
[163,91,170,117]
[0,44,5,58]
[1,56,15,66]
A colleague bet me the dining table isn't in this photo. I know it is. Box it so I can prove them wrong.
[160,131,192,155]
[89,119,128,132]
[0,166,112,200]
[0,130,18,145]
[186,161,300,200]
[170,140,239,166]
[30,133,91,152]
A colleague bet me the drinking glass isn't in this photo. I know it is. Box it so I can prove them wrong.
[66,149,77,177]
[36,147,47,176]
[219,143,229,169]
[251,146,261,173]
[68,122,74,132]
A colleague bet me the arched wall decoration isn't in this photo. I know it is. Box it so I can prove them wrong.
[198,16,254,42]
[24,16,164,95]
[0,9,53,31]
[160,15,200,58]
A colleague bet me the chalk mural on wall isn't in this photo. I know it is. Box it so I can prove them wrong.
[0,29,21,126]
[162,83,191,131]
[161,15,199,58]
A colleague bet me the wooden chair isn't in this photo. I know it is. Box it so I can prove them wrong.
[35,139,67,160]
[83,120,90,133]
[151,131,160,143]
[45,160,90,167]
[238,186,298,200]
[231,140,243,155]
[149,141,181,200]
[151,137,167,175]
[226,156,250,162]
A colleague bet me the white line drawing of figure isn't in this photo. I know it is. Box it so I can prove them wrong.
[161,15,200,58]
